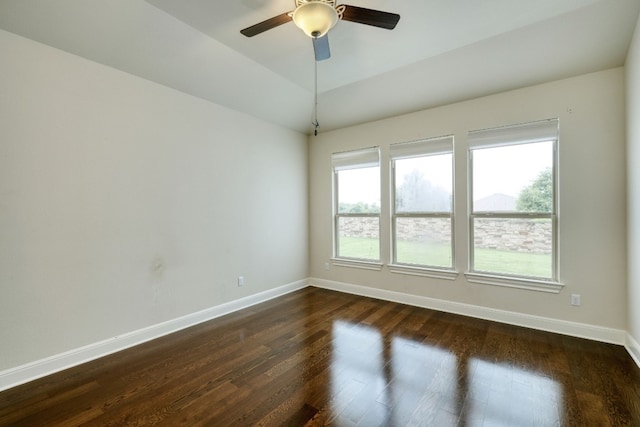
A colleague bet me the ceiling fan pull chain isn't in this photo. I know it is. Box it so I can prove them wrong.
[313,57,320,136]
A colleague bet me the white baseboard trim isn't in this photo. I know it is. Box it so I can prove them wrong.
[310,278,627,346]
[0,279,308,393]
[3,279,635,394]
[626,333,640,369]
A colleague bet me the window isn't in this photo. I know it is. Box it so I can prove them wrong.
[467,119,560,290]
[390,136,454,272]
[332,147,381,263]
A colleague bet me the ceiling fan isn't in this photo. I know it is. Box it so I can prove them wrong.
[240,0,400,61]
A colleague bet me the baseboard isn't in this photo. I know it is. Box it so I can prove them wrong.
[0,279,308,393]
[626,333,640,369]
[310,278,627,346]
[2,278,634,394]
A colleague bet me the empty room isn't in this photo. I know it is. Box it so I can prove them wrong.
[1,0,640,425]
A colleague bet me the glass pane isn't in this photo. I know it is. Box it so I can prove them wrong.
[338,167,380,214]
[338,217,380,260]
[395,154,452,213]
[395,217,452,268]
[473,141,553,213]
[472,218,553,278]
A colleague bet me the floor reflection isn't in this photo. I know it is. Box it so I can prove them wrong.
[389,336,458,426]
[329,321,389,425]
[468,359,562,426]
[328,320,562,426]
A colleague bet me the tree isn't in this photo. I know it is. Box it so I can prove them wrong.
[516,167,553,212]
[338,202,379,214]
[396,170,450,212]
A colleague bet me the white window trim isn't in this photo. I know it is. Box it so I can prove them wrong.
[390,135,455,273]
[389,264,459,280]
[464,272,564,293]
[467,118,561,288]
[331,258,383,271]
[332,147,381,263]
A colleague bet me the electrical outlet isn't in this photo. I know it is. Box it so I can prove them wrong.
[324,262,330,271]
[238,276,244,287]
[570,294,581,306]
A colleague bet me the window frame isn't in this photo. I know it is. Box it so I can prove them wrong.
[465,119,563,293]
[389,136,458,279]
[331,147,382,269]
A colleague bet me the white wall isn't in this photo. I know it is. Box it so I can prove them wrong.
[310,68,627,331]
[626,15,640,361]
[0,29,308,371]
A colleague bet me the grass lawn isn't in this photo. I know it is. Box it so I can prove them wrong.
[338,236,380,260]
[338,237,552,278]
[395,239,451,268]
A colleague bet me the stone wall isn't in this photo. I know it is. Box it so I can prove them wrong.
[339,217,552,254]
[473,218,551,254]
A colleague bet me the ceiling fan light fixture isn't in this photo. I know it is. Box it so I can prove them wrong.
[292,2,338,38]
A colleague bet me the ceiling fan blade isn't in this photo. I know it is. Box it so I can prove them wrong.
[240,12,292,37]
[313,35,331,61]
[341,5,400,30]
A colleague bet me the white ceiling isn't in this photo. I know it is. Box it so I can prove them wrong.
[0,0,639,134]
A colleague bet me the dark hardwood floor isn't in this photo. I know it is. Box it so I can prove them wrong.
[1,287,639,426]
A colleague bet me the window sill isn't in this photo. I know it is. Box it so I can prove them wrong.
[331,258,383,271]
[389,264,458,280]
[464,272,564,293]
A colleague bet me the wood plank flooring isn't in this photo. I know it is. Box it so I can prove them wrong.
[1,287,639,426]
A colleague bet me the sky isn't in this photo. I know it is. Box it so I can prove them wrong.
[472,141,552,200]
